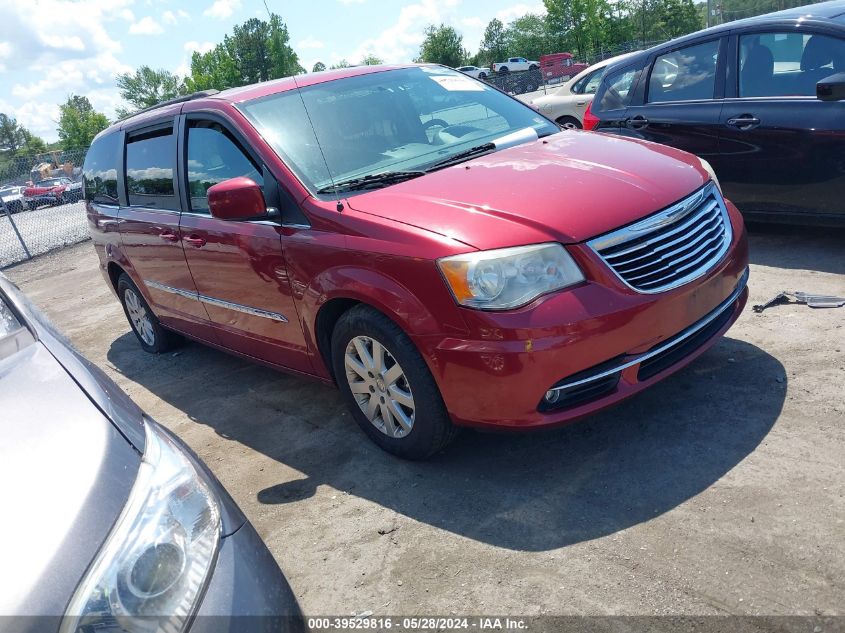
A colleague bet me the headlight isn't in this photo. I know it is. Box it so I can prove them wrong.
[698,157,722,192]
[60,420,221,633]
[438,243,585,310]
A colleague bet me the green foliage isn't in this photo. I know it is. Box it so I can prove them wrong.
[0,114,48,181]
[312,61,327,72]
[185,45,240,92]
[330,59,351,69]
[116,66,187,115]
[504,14,555,61]
[477,18,508,66]
[417,24,467,67]
[57,95,109,150]
[185,13,303,92]
[361,54,384,65]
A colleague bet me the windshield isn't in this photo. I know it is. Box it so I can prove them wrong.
[37,179,62,187]
[238,66,558,195]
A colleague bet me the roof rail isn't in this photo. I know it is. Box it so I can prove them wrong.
[119,90,221,121]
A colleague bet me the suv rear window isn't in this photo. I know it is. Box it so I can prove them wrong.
[125,127,177,210]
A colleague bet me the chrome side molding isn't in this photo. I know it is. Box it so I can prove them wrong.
[145,280,289,323]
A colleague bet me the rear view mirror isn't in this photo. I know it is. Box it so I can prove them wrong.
[817,72,845,101]
[207,177,267,220]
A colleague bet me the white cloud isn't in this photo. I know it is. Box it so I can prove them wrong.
[297,36,325,50]
[120,8,135,21]
[461,16,484,28]
[129,16,164,35]
[344,0,461,64]
[338,0,366,3]
[162,9,190,24]
[184,41,216,55]
[0,0,135,141]
[496,2,547,24]
[203,0,242,19]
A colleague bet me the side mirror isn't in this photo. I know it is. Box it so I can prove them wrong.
[207,177,267,221]
[817,72,845,102]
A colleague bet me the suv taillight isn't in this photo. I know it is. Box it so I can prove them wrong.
[583,102,600,131]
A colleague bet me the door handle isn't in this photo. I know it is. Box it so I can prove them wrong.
[159,231,179,242]
[726,114,760,130]
[183,235,207,248]
[625,115,649,130]
[576,101,586,106]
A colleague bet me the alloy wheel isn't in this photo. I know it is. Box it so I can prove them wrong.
[344,335,415,438]
[124,288,155,347]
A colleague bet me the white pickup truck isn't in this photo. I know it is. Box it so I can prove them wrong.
[492,57,540,73]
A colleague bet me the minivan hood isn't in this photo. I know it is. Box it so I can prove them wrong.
[346,131,709,250]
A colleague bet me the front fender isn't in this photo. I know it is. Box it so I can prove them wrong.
[298,262,469,376]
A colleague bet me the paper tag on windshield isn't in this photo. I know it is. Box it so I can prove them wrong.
[429,75,485,91]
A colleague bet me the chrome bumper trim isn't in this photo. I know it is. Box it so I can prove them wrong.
[549,267,748,394]
[145,280,288,323]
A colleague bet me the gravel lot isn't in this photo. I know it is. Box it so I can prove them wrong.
[0,201,88,268]
[6,226,844,621]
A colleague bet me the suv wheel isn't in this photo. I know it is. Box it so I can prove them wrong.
[117,274,180,353]
[331,305,457,460]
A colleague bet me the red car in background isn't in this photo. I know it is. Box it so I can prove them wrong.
[84,64,748,459]
[23,177,82,210]
[540,52,589,83]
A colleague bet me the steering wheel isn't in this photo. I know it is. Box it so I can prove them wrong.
[423,118,450,131]
[433,124,483,145]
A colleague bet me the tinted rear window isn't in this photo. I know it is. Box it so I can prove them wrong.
[83,133,120,205]
[125,127,177,209]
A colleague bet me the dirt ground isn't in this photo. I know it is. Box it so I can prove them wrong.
[5,225,844,617]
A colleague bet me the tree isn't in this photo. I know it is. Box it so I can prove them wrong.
[57,95,109,150]
[185,45,240,92]
[116,66,186,114]
[0,114,48,159]
[0,114,25,156]
[417,24,466,67]
[19,129,47,156]
[312,61,326,72]
[654,0,702,38]
[330,59,351,69]
[361,54,384,65]
[503,14,553,61]
[478,18,508,66]
[186,13,303,91]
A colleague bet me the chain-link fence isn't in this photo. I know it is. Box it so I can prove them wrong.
[0,147,90,269]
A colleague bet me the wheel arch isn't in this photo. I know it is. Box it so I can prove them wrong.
[305,266,452,380]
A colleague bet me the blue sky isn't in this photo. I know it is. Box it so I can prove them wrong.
[0,0,545,142]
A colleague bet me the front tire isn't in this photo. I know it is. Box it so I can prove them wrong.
[117,274,181,354]
[331,305,457,460]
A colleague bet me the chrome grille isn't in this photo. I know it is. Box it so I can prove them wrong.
[588,183,732,293]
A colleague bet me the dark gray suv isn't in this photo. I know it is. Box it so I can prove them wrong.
[0,273,302,632]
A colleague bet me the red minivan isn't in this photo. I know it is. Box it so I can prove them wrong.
[84,64,749,459]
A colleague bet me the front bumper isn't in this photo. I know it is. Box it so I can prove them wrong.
[191,521,304,632]
[423,202,749,429]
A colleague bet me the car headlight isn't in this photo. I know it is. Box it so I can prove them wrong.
[438,243,585,310]
[60,419,221,633]
[698,157,722,192]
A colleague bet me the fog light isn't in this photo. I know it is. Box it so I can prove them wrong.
[544,389,560,404]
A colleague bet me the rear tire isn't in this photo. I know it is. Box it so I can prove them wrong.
[331,305,457,460]
[556,116,583,130]
[117,274,181,354]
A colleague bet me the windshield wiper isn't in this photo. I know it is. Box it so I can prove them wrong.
[425,142,496,172]
[316,170,426,194]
